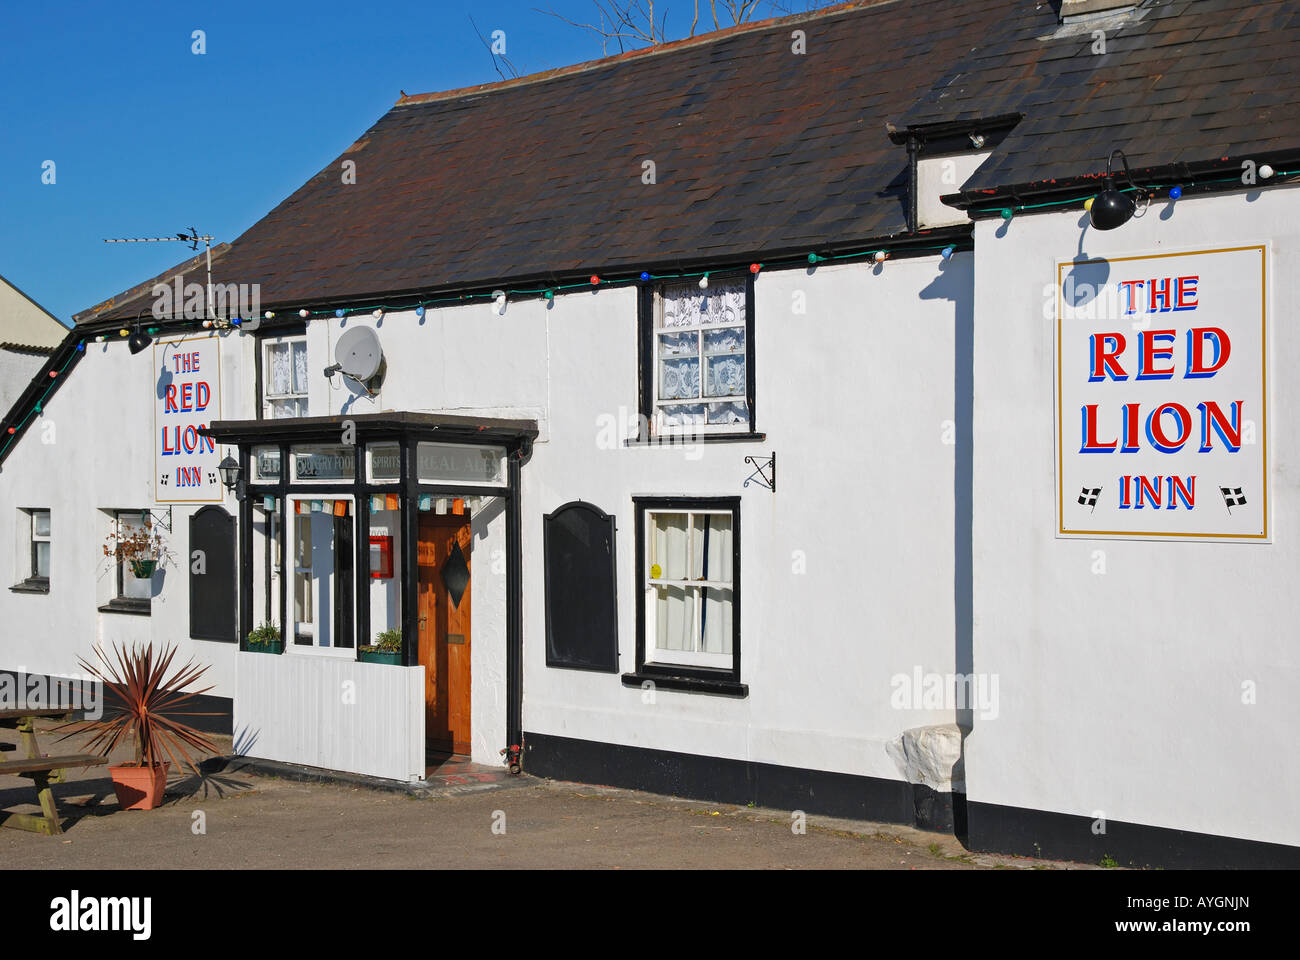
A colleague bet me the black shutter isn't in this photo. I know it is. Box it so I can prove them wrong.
[190,506,237,642]
[543,501,618,672]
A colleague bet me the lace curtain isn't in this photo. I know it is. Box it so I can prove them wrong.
[266,341,309,418]
[657,280,748,428]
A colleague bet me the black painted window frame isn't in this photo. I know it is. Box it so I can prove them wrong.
[622,495,747,697]
[239,432,517,664]
[99,509,152,616]
[252,321,307,423]
[635,272,763,444]
[10,507,51,594]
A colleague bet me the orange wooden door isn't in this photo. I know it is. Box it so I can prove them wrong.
[417,512,472,755]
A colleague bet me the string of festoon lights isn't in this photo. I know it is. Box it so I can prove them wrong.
[0,239,966,453]
[74,241,965,337]
[989,164,1294,222]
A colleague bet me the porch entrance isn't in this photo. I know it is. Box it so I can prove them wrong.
[418,511,472,757]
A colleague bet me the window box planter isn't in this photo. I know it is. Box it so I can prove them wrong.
[358,648,402,665]
[246,622,283,654]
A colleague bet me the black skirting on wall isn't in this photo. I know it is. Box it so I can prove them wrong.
[965,800,1300,870]
[0,670,233,736]
[523,732,1300,867]
[522,731,956,832]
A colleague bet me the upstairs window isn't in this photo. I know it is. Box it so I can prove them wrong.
[264,337,309,418]
[641,277,753,437]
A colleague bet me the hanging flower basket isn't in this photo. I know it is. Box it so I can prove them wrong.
[104,518,173,579]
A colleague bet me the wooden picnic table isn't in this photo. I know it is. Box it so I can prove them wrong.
[0,707,106,835]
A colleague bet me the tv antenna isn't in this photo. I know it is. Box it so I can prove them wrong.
[103,227,216,320]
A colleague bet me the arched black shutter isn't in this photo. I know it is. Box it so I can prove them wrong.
[543,501,618,672]
[190,505,237,642]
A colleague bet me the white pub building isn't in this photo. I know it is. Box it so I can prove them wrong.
[2,0,1298,867]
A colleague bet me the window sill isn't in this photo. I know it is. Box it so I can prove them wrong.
[621,671,748,697]
[98,598,151,617]
[624,432,766,447]
[10,578,50,595]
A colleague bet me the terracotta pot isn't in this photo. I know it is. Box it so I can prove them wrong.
[109,762,170,810]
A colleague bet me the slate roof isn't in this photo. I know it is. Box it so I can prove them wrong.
[902,0,1300,190]
[78,0,1300,324]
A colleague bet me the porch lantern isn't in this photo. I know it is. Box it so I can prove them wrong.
[218,455,243,499]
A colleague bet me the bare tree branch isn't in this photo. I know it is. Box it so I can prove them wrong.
[541,0,834,51]
[468,15,519,79]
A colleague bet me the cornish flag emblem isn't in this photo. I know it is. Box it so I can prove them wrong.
[1078,486,1101,511]
[1220,486,1247,511]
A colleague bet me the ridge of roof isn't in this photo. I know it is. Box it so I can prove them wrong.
[394,0,898,108]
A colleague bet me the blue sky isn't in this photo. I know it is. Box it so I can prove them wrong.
[1,0,741,326]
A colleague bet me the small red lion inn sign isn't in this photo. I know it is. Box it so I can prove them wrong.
[1056,245,1267,541]
[153,334,223,504]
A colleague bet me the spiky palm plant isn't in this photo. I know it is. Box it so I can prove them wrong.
[63,642,221,775]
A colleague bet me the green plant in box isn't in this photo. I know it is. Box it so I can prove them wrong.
[247,622,282,650]
[359,628,403,663]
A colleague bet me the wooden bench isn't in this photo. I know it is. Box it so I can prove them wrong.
[0,708,108,836]
[0,754,108,835]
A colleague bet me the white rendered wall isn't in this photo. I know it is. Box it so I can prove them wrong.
[966,185,1300,845]
[343,256,969,781]
[0,329,251,695]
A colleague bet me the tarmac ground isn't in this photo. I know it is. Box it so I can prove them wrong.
[2,726,1093,870]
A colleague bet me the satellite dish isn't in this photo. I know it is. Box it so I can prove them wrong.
[335,326,383,381]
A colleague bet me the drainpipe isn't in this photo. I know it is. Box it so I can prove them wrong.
[504,440,527,770]
[906,134,920,235]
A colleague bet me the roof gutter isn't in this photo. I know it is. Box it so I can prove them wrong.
[942,148,1300,219]
[75,224,974,331]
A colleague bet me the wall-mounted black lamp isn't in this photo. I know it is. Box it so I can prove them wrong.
[127,325,153,355]
[1089,149,1139,230]
[218,454,245,501]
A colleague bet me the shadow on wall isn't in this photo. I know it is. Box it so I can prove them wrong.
[232,726,260,757]
[472,496,506,544]
[918,255,967,303]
